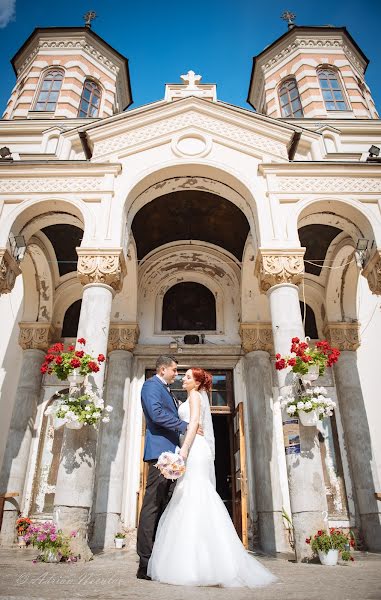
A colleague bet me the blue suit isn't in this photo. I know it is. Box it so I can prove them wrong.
[141,375,188,461]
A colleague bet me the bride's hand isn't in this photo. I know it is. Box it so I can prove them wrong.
[179,446,188,460]
[197,424,204,436]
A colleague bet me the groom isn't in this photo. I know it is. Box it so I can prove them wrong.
[136,355,189,580]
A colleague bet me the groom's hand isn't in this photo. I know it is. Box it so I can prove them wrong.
[196,424,204,436]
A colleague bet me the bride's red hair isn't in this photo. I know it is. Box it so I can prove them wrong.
[191,368,213,392]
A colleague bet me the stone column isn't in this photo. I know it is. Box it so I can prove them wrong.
[0,249,21,294]
[0,323,51,545]
[256,249,328,561]
[240,323,289,554]
[53,249,126,561]
[326,322,381,551]
[91,323,139,548]
[363,249,381,295]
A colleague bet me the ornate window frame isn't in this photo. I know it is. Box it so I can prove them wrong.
[317,65,351,112]
[277,77,304,118]
[33,68,64,112]
[78,78,102,118]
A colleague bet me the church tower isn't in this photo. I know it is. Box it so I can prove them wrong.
[247,20,378,119]
[3,22,132,120]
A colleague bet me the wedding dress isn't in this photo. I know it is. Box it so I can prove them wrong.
[147,391,278,587]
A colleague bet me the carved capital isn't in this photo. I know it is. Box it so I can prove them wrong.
[255,248,305,292]
[76,248,126,292]
[324,322,360,351]
[108,323,140,353]
[239,323,273,353]
[362,250,381,295]
[19,322,53,351]
[0,249,21,295]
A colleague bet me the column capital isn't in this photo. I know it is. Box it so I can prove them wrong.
[324,321,360,351]
[18,322,53,351]
[239,322,273,353]
[362,249,381,295]
[76,248,127,292]
[0,249,21,295]
[108,323,140,353]
[255,248,305,293]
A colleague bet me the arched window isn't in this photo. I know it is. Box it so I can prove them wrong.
[278,78,303,117]
[34,70,63,112]
[162,282,216,331]
[318,68,348,111]
[62,300,82,337]
[78,80,101,118]
[299,302,318,339]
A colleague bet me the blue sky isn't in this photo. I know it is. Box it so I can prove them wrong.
[0,0,380,114]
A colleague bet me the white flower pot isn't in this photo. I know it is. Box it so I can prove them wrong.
[42,548,60,563]
[114,537,124,549]
[298,409,319,426]
[318,549,339,566]
[18,535,26,547]
[301,365,320,385]
[53,417,66,429]
[66,420,83,430]
[67,368,85,385]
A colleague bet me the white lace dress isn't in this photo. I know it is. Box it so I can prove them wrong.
[147,392,278,588]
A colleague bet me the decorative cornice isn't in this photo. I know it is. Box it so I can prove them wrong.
[324,322,360,351]
[76,249,127,292]
[255,249,305,292]
[362,250,381,296]
[19,322,52,350]
[276,177,381,194]
[0,249,21,295]
[0,177,103,194]
[239,323,273,353]
[108,323,140,353]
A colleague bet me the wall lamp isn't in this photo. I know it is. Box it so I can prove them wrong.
[9,233,27,262]
[355,238,370,268]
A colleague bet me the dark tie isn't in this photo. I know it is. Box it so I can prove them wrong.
[165,385,179,408]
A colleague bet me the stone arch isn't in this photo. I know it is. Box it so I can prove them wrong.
[52,276,83,336]
[137,241,241,343]
[0,196,93,247]
[122,163,261,251]
[19,236,54,323]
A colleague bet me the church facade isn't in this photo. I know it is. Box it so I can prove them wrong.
[0,22,380,559]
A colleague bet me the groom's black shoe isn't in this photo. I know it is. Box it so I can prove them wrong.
[136,568,151,580]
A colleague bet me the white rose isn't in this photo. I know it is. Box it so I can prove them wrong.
[297,401,305,410]
[94,397,104,408]
[61,405,69,412]
[318,406,325,414]
[304,401,312,410]
[286,405,296,415]
[102,416,110,423]
[305,389,313,396]
[85,405,91,411]
[105,405,113,413]
[93,412,101,419]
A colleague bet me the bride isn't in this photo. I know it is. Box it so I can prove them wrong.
[147,367,278,588]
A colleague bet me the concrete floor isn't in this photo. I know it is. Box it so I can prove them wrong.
[0,547,380,600]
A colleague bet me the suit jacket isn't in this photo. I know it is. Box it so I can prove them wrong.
[141,375,188,461]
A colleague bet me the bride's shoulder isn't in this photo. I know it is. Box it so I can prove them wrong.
[189,389,202,402]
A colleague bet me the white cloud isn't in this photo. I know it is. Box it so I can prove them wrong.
[0,0,16,28]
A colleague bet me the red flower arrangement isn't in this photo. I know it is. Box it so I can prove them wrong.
[16,516,32,536]
[275,337,340,377]
[40,338,106,380]
[306,528,355,562]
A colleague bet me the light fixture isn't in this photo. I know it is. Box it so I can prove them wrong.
[0,146,12,160]
[8,233,27,262]
[169,341,178,350]
[355,238,370,268]
[368,145,380,157]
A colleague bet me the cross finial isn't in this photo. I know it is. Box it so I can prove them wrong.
[180,70,202,89]
[281,10,296,28]
[84,10,97,28]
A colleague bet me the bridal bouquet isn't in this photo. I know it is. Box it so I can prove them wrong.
[155,451,186,480]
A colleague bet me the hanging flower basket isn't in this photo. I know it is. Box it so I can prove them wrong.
[67,368,85,385]
[298,409,319,427]
[280,386,336,424]
[40,338,105,381]
[275,337,340,379]
[45,390,113,429]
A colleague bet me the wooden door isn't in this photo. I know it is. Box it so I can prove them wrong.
[232,402,248,548]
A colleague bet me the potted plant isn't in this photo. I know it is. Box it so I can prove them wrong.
[45,390,113,429]
[306,528,355,565]
[23,521,78,563]
[16,516,32,546]
[40,338,105,382]
[275,337,340,384]
[280,386,336,426]
[114,532,125,549]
